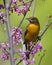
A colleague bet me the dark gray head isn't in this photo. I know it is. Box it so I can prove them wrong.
[26,17,39,24]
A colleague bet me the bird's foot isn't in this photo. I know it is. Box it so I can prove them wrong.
[37,36,41,40]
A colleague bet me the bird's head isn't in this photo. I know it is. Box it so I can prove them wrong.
[26,17,39,24]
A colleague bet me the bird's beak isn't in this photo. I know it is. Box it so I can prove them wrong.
[26,18,31,21]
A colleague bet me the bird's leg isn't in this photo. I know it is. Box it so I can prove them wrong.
[37,36,41,40]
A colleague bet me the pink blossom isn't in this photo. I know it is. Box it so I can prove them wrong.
[13,57,17,62]
[17,49,22,53]
[0,12,4,18]
[12,0,17,3]
[13,2,30,15]
[31,58,35,64]
[30,43,42,56]
[19,0,24,3]
[36,43,42,51]
[30,46,37,56]
[1,43,6,48]
[29,41,32,46]
[22,52,27,60]
[1,53,9,60]
[2,48,5,53]
[0,4,4,9]
[11,27,22,45]
[6,42,10,48]
[14,6,22,15]
[25,58,35,65]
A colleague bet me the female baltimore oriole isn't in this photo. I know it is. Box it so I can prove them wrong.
[24,17,40,59]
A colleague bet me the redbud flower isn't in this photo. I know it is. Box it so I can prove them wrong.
[17,49,22,53]
[1,53,9,60]
[0,4,4,9]
[30,46,37,56]
[1,43,8,53]
[16,8,21,15]
[31,58,35,64]
[1,43,6,48]
[26,58,35,65]
[29,41,32,46]
[6,42,10,48]
[13,57,17,62]
[12,0,17,3]
[11,27,22,45]
[36,43,42,51]
[0,12,4,18]
[2,48,5,53]
[22,52,27,60]
[30,43,42,56]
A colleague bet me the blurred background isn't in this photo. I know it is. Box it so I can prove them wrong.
[0,0,52,65]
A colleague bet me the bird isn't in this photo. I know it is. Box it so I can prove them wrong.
[23,17,40,59]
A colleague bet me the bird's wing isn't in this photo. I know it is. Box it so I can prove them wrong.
[24,24,29,36]
[24,29,28,36]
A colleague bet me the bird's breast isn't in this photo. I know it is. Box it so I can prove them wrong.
[25,24,40,42]
[27,24,39,33]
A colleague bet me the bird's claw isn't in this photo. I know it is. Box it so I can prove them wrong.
[37,36,41,40]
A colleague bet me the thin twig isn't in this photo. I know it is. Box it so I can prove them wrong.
[14,49,21,57]
[18,0,33,7]
[18,14,26,28]
[9,0,13,8]
[16,59,22,65]
[5,48,10,54]
[3,0,6,7]
[40,21,52,37]
[31,0,36,16]
[38,53,45,65]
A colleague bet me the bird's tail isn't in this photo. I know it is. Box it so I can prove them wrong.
[23,41,30,59]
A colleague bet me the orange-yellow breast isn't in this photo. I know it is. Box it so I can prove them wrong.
[25,24,40,42]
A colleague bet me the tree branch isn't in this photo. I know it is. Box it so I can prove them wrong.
[16,59,22,65]
[4,0,15,65]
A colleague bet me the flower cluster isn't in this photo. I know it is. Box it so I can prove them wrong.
[0,12,4,18]
[11,27,22,45]
[0,42,42,64]
[9,0,30,15]
[19,43,43,65]
[0,0,30,15]
[13,2,30,15]
[0,27,22,60]
[30,43,42,57]
[22,52,35,65]
[0,12,5,24]
[0,4,4,9]
[0,43,9,60]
